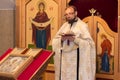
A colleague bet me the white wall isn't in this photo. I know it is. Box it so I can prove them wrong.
[0,0,15,55]
[0,0,15,10]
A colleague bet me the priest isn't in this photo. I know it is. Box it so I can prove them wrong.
[52,5,96,80]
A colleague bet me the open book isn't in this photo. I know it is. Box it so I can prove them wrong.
[59,31,75,37]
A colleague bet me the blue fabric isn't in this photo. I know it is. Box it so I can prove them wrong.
[36,29,46,49]
[101,52,110,72]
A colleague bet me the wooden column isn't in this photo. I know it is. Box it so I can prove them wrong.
[118,0,120,79]
[15,0,26,47]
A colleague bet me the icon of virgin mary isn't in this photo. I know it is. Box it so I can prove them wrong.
[30,0,53,49]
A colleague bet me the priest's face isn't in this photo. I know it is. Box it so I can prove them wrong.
[64,7,77,22]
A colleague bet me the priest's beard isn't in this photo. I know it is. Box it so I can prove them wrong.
[67,17,78,26]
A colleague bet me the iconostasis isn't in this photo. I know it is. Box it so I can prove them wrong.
[16,0,120,80]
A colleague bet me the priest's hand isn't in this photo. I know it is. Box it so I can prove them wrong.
[61,35,75,41]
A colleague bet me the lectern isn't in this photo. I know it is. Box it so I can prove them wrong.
[0,48,54,80]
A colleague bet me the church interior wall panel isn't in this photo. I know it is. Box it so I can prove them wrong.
[0,0,15,56]
[0,10,15,56]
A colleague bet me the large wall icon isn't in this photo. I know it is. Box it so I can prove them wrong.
[26,0,58,49]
